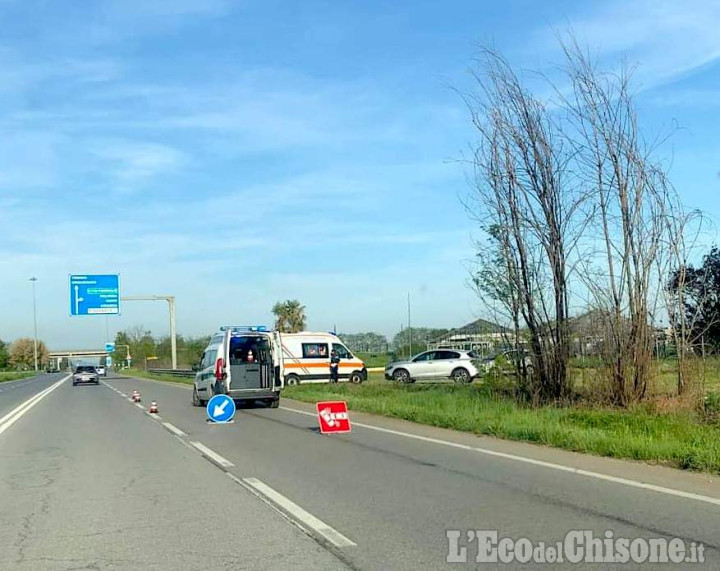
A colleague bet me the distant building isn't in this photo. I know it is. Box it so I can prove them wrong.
[430,319,510,355]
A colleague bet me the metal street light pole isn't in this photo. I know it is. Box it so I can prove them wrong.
[29,277,38,371]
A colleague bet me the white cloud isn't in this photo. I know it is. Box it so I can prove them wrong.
[88,140,189,190]
[528,0,720,88]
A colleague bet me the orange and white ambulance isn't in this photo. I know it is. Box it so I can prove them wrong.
[279,332,367,386]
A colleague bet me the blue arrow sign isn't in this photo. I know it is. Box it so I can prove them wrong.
[105,342,115,353]
[70,274,120,316]
[206,394,236,423]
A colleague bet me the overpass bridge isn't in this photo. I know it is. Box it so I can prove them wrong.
[48,349,111,370]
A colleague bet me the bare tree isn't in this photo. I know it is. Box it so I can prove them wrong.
[466,49,581,403]
[558,41,679,405]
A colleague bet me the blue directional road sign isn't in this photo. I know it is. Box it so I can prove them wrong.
[70,274,120,316]
[206,394,236,423]
[105,342,115,353]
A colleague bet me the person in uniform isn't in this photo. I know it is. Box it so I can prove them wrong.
[329,349,340,383]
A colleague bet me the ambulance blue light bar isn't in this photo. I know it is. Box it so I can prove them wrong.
[220,325,268,332]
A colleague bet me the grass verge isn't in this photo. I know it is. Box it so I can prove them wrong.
[0,371,37,383]
[284,377,720,474]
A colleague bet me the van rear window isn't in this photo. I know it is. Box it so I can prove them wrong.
[302,343,328,358]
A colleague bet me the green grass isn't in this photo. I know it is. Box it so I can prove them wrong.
[0,371,36,383]
[355,352,391,368]
[120,368,194,385]
[284,375,720,474]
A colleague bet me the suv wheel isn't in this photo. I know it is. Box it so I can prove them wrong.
[452,368,471,384]
[392,369,412,384]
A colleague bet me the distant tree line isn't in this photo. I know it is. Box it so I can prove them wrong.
[112,326,209,369]
[0,337,49,370]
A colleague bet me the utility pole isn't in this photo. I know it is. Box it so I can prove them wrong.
[407,292,412,358]
[29,277,38,371]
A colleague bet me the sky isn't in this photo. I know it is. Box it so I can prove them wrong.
[1,0,719,349]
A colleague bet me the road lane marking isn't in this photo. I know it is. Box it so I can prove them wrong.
[127,376,720,507]
[190,441,234,468]
[242,477,356,548]
[135,403,145,409]
[0,376,69,437]
[280,406,720,508]
[163,422,186,437]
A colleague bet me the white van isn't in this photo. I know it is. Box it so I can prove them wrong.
[280,332,366,386]
[193,326,284,409]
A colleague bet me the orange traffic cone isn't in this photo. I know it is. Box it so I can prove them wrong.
[149,401,158,414]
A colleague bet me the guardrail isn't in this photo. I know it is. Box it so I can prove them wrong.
[147,368,195,378]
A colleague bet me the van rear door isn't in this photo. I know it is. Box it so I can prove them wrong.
[272,331,285,389]
[221,329,232,392]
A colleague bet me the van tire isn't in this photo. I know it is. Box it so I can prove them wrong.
[285,375,300,386]
[192,385,202,407]
[349,371,364,384]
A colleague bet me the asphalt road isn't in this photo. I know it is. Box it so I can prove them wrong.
[1,372,719,570]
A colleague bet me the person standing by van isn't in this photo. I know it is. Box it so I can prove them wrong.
[329,349,340,383]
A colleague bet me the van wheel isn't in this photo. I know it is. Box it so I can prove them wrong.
[349,372,364,384]
[285,375,300,386]
[192,386,202,407]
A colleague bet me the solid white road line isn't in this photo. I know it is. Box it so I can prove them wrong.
[0,376,69,437]
[242,477,356,548]
[190,441,234,468]
[280,406,720,508]
[162,422,186,437]
[135,403,145,409]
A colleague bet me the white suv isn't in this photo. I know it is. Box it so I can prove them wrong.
[385,350,481,384]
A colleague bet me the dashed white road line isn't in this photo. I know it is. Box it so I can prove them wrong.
[242,477,356,548]
[0,376,69,437]
[190,441,234,468]
[135,402,145,410]
[163,422,186,437]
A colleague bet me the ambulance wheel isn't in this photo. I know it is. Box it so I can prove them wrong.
[349,371,364,384]
[285,375,300,386]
